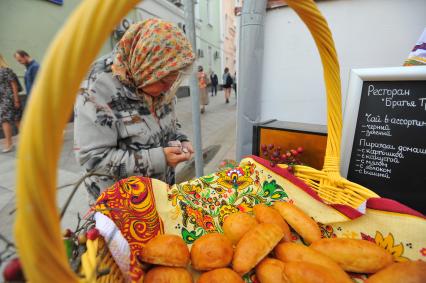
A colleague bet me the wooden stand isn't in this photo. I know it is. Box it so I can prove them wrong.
[252,120,327,169]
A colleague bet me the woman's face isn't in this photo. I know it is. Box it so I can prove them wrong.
[141,71,180,97]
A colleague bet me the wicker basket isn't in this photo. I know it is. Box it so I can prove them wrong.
[14,0,380,282]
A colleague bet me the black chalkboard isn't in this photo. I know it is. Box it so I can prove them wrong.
[347,80,426,214]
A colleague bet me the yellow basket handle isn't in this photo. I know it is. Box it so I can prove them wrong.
[15,1,139,282]
[286,0,342,174]
[15,0,343,282]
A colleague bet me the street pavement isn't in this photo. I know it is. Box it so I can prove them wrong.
[0,90,237,261]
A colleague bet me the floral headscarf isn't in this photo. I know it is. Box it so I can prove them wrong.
[112,18,195,91]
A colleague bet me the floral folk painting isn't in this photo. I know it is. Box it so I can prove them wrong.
[168,161,290,245]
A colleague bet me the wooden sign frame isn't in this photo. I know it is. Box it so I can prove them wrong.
[340,66,426,177]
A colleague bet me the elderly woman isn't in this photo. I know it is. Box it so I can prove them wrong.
[74,19,195,200]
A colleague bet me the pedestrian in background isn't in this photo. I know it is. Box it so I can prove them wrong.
[14,50,40,98]
[222,67,233,103]
[210,70,218,96]
[0,54,22,153]
[233,71,237,97]
[197,65,209,113]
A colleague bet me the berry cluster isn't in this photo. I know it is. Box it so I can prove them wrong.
[260,144,304,173]
[2,225,104,282]
[62,223,101,269]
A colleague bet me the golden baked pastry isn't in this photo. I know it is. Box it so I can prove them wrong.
[273,201,321,244]
[283,261,339,283]
[191,233,234,271]
[197,268,244,283]
[233,223,284,275]
[255,258,289,283]
[253,204,291,242]
[274,242,352,283]
[223,212,258,245]
[365,260,426,283]
[141,234,190,267]
[143,266,193,283]
[310,238,393,273]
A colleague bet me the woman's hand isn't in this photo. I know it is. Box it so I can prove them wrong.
[164,146,190,167]
[181,141,194,156]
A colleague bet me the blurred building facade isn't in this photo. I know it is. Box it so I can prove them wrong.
[220,0,237,75]
[165,0,223,77]
[0,0,236,89]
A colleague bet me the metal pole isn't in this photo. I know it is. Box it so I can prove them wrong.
[236,0,267,160]
[184,0,204,177]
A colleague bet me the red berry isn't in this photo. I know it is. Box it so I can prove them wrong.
[268,144,274,150]
[62,228,73,238]
[3,258,25,281]
[291,149,298,156]
[87,228,100,241]
[280,154,287,160]
[261,144,267,151]
[297,147,304,153]
[286,152,291,158]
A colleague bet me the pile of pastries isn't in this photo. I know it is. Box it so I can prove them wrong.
[141,201,426,283]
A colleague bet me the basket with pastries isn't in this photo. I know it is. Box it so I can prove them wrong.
[13,0,426,282]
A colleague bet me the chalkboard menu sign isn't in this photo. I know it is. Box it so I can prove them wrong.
[341,67,426,214]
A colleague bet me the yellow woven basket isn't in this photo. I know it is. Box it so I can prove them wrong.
[273,3,379,208]
[15,0,379,282]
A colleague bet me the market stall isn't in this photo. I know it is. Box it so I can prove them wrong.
[7,0,426,282]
